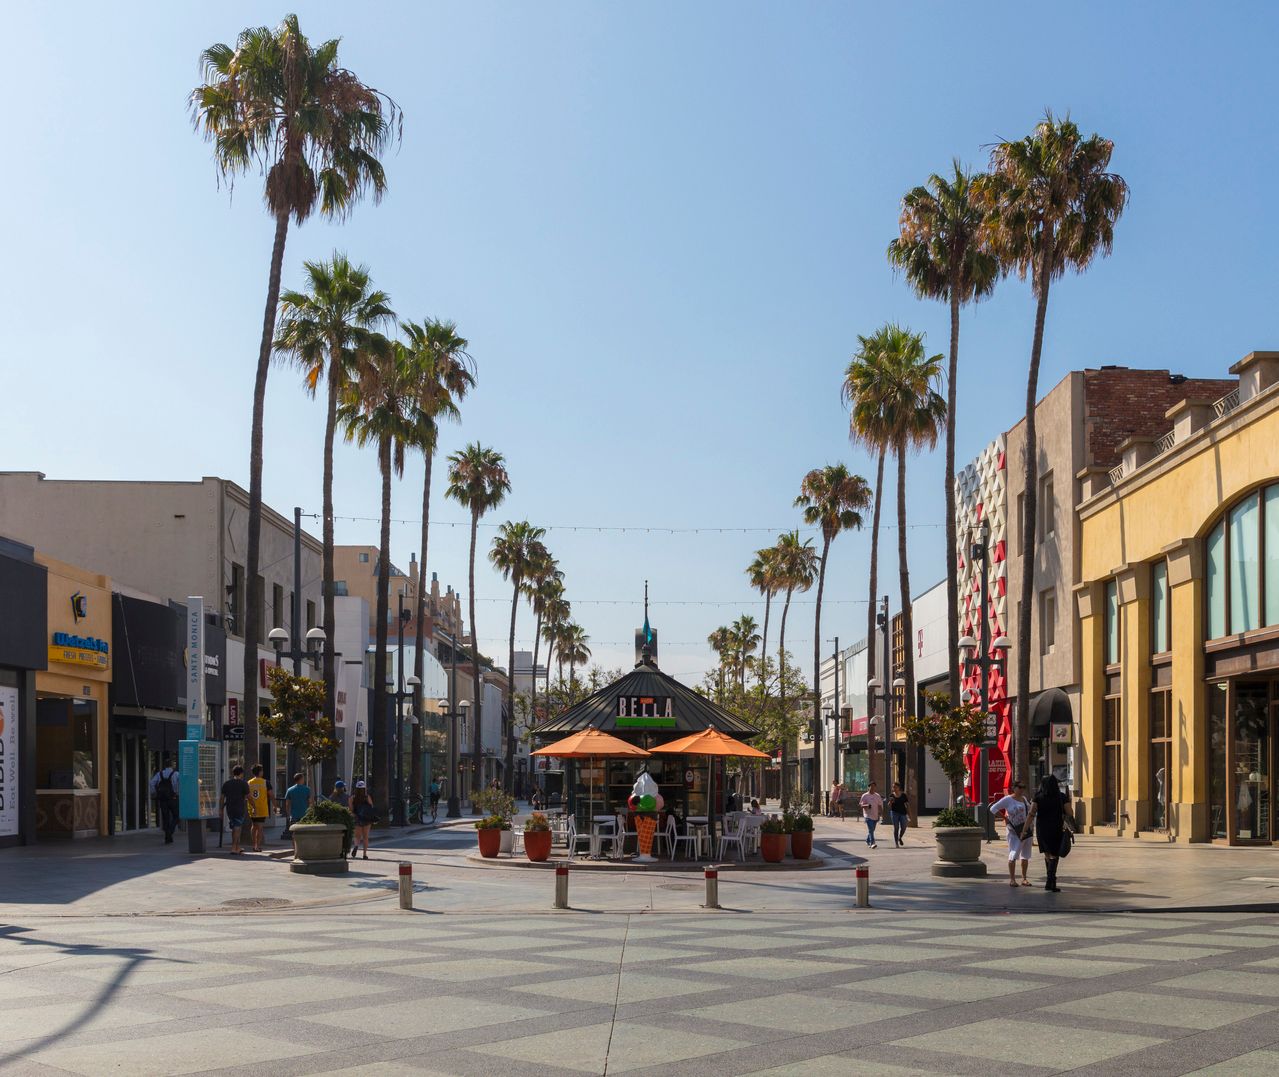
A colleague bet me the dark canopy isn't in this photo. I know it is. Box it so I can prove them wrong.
[1028,687,1072,731]
[533,653,758,738]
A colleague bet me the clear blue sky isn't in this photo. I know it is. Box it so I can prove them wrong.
[4,2,1277,683]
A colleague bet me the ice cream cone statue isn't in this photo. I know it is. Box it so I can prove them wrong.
[627,771,664,862]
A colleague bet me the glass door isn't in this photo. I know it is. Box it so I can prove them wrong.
[1233,682,1270,842]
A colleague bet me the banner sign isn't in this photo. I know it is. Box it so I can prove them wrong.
[0,685,18,837]
[185,597,206,742]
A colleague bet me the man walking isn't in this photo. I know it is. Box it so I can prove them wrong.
[283,772,312,837]
[860,780,883,849]
[150,757,180,844]
[247,764,273,853]
[220,765,250,855]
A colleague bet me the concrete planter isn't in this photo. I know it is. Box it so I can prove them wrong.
[289,824,350,875]
[930,826,988,877]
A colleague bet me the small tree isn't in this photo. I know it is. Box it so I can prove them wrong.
[902,691,989,804]
[262,667,338,790]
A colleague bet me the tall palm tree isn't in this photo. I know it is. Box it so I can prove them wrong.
[402,319,474,772]
[445,443,511,790]
[731,615,760,690]
[847,326,946,803]
[192,16,400,755]
[523,551,562,731]
[746,547,781,691]
[338,335,412,820]
[980,113,1128,786]
[490,522,548,791]
[541,594,571,697]
[888,164,999,706]
[274,254,394,777]
[773,530,817,805]
[795,464,871,797]
[707,626,732,703]
[560,624,592,691]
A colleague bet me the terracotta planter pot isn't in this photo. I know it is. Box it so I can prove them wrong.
[524,830,552,862]
[477,827,502,858]
[760,831,786,863]
[790,830,813,860]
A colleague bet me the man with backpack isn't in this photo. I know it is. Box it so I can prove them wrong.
[150,757,180,844]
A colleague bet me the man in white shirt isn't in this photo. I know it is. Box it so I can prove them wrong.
[859,782,883,849]
[992,780,1033,886]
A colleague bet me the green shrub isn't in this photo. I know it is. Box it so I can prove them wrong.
[790,811,814,832]
[934,807,977,829]
[474,788,516,822]
[299,800,355,854]
[524,812,550,832]
[760,816,786,835]
[474,814,510,831]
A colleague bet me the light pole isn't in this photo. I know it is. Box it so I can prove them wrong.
[829,635,840,794]
[867,674,907,795]
[437,695,471,818]
[268,625,328,779]
[386,671,421,826]
[958,520,1010,841]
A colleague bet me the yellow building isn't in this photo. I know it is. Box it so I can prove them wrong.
[35,555,112,838]
[1077,351,1279,844]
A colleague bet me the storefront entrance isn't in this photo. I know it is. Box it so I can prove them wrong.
[111,731,157,833]
[1209,679,1275,844]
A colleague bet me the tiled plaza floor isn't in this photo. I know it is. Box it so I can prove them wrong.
[4,909,1279,1075]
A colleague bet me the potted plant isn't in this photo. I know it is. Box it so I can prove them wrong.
[474,814,508,857]
[930,806,987,877]
[290,800,354,875]
[474,788,517,853]
[790,809,814,860]
[523,812,552,862]
[759,815,787,863]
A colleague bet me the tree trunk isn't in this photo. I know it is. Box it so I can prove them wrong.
[945,284,962,708]
[505,575,520,792]
[372,436,393,822]
[812,535,831,802]
[778,586,794,807]
[1016,239,1055,790]
[758,591,771,691]
[242,207,289,767]
[320,356,340,793]
[468,511,483,792]
[530,610,542,729]
[896,441,918,822]
[865,450,885,800]
[411,451,433,809]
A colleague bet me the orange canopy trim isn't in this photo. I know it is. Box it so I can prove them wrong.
[650,727,770,759]
[530,726,651,759]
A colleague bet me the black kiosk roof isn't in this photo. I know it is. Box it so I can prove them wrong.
[533,652,758,738]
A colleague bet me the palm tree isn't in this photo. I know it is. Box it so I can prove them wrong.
[192,16,400,756]
[402,319,475,770]
[541,594,571,697]
[523,551,562,731]
[338,335,413,820]
[746,547,781,691]
[980,113,1128,786]
[847,326,946,804]
[274,254,394,773]
[560,624,592,691]
[445,443,511,790]
[795,464,871,798]
[490,522,548,791]
[888,164,999,706]
[707,626,732,703]
[773,530,817,805]
[731,615,760,690]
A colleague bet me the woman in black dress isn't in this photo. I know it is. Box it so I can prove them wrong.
[1023,774,1071,892]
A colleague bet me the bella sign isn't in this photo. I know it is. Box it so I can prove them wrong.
[615,694,675,729]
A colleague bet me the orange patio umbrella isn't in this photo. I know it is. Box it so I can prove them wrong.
[532,728,650,830]
[652,727,770,847]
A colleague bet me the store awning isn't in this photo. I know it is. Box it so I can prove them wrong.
[1028,688,1072,731]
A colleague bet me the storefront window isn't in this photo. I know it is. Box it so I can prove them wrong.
[36,697,98,791]
[1148,689,1171,830]
[1102,694,1120,824]
[1105,580,1120,665]
[1232,682,1270,842]
[1209,682,1227,838]
[1229,496,1260,633]
[1206,521,1226,639]
[1151,561,1169,654]
[1265,487,1279,626]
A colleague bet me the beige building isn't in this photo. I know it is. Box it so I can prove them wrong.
[333,544,465,648]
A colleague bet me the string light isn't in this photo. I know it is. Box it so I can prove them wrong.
[308,512,943,533]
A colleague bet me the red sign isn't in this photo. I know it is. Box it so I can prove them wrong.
[259,658,270,688]
[228,698,239,724]
[848,715,869,737]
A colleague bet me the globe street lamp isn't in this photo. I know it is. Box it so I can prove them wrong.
[267,625,327,671]
[866,674,907,795]
[437,697,471,817]
[387,672,421,825]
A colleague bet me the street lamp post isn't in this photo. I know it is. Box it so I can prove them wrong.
[958,520,1011,841]
[268,625,328,779]
[867,674,907,796]
[386,670,421,826]
[437,693,471,818]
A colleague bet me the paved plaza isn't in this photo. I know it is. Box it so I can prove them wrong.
[5,821,1279,1074]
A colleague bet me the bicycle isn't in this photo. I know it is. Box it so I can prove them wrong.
[406,794,427,824]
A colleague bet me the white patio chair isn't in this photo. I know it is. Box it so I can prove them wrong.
[565,818,593,861]
[665,815,699,860]
[511,821,524,854]
[590,816,618,859]
[717,813,746,862]
[615,812,636,857]
[738,815,763,856]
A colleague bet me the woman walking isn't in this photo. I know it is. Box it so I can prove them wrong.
[887,782,909,847]
[350,781,378,860]
[829,779,845,819]
[991,780,1033,886]
[1023,774,1072,892]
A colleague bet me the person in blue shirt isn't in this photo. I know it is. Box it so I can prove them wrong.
[283,773,312,837]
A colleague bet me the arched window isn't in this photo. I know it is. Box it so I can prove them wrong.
[1205,482,1279,639]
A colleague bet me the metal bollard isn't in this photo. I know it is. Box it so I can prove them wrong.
[398,861,414,910]
[554,862,570,909]
[702,865,721,910]
[855,864,869,908]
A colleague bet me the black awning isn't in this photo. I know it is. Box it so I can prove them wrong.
[1028,687,1072,731]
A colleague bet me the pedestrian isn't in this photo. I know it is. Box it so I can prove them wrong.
[326,779,350,808]
[888,782,909,847]
[830,779,845,819]
[1022,773,1072,893]
[350,780,377,859]
[859,781,883,848]
[748,798,762,816]
[220,764,250,855]
[991,780,1034,886]
[150,757,180,844]
[246,763,273,853]
[283,772,312,838]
